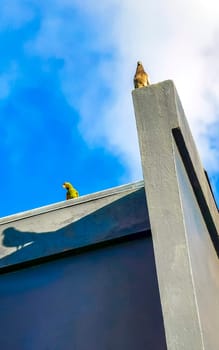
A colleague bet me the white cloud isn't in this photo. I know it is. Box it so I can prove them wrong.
[14,0,219,180]
[89,0,219,178]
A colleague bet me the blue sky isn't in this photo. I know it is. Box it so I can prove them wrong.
[0,0,219,217]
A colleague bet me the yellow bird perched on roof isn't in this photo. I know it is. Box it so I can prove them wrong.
[62,182,79,200]
[134,61,150,88]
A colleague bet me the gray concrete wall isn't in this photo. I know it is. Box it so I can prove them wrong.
[132,81,219,350]
[0,181,149,269]
[174,143,219,350]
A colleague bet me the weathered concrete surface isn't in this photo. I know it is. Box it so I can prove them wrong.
[133,81,219,234]
[174,143,219,350]
[132,81,219,350]
[0,181,149,269]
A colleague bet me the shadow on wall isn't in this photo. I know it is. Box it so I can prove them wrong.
[0,188,150,269]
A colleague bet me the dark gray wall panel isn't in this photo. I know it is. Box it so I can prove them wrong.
[0,237,166,350]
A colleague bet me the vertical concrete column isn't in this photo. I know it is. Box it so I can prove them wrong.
[132,81,205,350]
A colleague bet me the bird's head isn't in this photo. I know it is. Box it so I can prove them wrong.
[62,182,72,190]
[137,61,142,66]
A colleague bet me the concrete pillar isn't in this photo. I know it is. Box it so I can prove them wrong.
[132,80,219,350]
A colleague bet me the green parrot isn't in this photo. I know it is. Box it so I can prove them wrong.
[62,182,79,200]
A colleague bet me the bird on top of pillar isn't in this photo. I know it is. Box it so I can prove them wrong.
[134,61,150,89]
